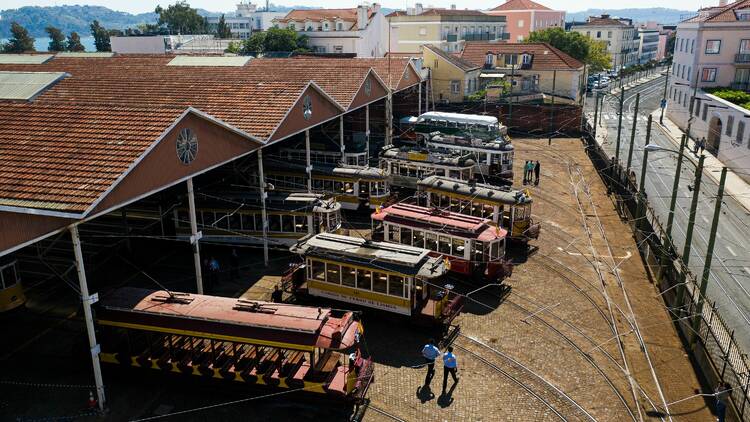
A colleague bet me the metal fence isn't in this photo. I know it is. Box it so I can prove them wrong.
[581,121,750,421]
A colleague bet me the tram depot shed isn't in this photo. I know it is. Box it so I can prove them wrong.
[0,53,424,410]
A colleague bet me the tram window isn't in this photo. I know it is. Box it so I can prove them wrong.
[462,169,471,180]
[1,264,17,288]
[425,232,438,251]
[269,215,281,232]
[399,166,408,176]
[254,214,263,232]
[514,205,526,221]
[491,241,501,261]
[483,205,494,219]
[344,183,354,195]
[372,271,388,294]
[229,213,241,230]
[326,263,341,284]
[452,238,466,257]
[435,169,445,176]
[388,224,400,243]
[281,215,294,232]
[341,266,356,287]
[438,236,452,255]
[412,230,425,248]
[323,180,333,193]
[408,167,418,178]
[450,198,460,212]
[176,210,189,228]
[313,179,324,190]
[334,181,345,194]
[203,211,216,227]
[311,260,326,281]
[400,227,412,245]
[429,195,440,207]
[328,212,340,229]
[356,269,372,290]
[472,240,484,262]
[216,213,229,230]
[388,275,404,297]
[295,215,308,233]
[241,213,254,231]
[449,170,459,179]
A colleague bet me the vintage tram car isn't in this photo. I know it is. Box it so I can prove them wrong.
[379,146,475,190]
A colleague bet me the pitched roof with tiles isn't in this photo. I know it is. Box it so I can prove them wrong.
[683,0,750,22]
[423,44,480,71]
[290,56,420,91]
[491,0,553,11]
[460,42,584,70]
[275,8,375,29]
[575,16,630,27]
[387,8,490,17]
[0,55,398,215]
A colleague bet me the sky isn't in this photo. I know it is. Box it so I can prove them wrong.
[1,0,708,15]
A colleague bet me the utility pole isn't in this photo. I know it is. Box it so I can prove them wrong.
[626,92,640,173]
[660,67,669,125]
[675,154,706,309]
[593,92,600,139]
[665,135,687,249]
[549,69,557,144]
[615,89,625,180]
[691,167,728,343]
[635,115,652,234]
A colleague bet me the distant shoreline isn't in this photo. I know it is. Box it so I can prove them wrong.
[1,35,97,52]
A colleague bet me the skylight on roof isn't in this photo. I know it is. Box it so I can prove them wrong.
[167,56,252,67]
[56,52,115,58]
[0,54,54,65]
[0,71,67,100]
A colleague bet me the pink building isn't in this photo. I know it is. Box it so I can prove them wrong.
[485,0,565,42]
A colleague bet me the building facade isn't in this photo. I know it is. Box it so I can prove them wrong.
[387,5,507,54]
[637,27,660,63]
[273,4,388,56]
[206,2,286,39]
[485,0,565,42]
[422,44,481,102]
[570,15,639,70]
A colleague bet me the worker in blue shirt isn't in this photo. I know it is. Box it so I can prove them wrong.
[421,338,440,386]
[442,346,458,393]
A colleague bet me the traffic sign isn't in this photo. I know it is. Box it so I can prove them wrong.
[660,99,667,109]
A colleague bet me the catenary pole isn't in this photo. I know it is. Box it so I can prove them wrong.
[665,135,687,250]
[660,66,669,125]
[635,115,652,233]
[626,92,640,173]
[675,154,706,309]
[593,92,600,139]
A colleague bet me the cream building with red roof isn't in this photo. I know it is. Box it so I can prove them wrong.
[485,0,565,42]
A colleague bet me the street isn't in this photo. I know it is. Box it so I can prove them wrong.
[585,75,750,351]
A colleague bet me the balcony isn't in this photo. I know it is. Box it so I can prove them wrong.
[730,81,750,91]
[463,33,497,41]
[446,34,458,42]
[735,53,750,63]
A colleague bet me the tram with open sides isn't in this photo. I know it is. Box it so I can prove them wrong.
[379,146,475,190]
[286,233,463,330]
[0,258,24,312]
[261,161,391,211]
[173,192,341,247]
[96,287,373,403]
[416,176,540,244]
[371,203,512,282]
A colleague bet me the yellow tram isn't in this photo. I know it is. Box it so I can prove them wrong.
[96,287,373,403]
[286,233,463,328]
[379,146,476,190]
[416,176,540,243]
[0,259,24,312]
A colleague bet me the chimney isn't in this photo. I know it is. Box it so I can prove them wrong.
[415,3,424,15]
[357,5,368,30]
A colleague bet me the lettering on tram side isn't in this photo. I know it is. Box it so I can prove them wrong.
[309,287,411,316]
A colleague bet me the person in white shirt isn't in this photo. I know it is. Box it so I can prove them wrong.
[421,338,440,386]
[442,346,458,393]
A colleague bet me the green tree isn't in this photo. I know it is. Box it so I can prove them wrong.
[46,25,66,52]
[216,14,232,38]
[240,31,266,55]
[90,20,112,52]
[225,41,242,54]
[3,22,35,53]
[155,1,208,35]
[527,27,611,72]
[665,33,676,57]
[66,32,85,52]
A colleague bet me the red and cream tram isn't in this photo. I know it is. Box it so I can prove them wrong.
[96,287,373,403]
[371,203,512,282]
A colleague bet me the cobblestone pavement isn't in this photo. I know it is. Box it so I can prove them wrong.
[364,138,715,422]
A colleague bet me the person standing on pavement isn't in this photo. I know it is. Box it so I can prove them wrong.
[700,137,706,155]
[534,160,541,186]
[693,138,700,155]
[522,160,528,184]
[271,285,283,303]
[421,339,440,386]
[442,346,458,393]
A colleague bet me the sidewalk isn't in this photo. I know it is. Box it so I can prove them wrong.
[651,109,750,213]
[608,72,663,96]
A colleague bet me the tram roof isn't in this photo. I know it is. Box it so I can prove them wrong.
[290,233,447,278]
[418,176,533,205]
[266,159,388,180]
[426,133,513,151]
[380,147,476,167]
[417,112,498,126]
[97,287,358,350]
[192,191,340,212]
[372,203,506,241]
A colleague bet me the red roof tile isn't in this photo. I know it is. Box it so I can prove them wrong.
[491,0,552,11]
[460,42,584,70]
[424,44,480,71]
[683,0,750,22]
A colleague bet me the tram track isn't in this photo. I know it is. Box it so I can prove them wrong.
[365,403,408,422]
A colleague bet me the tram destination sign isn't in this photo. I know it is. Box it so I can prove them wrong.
[309,287,411,316]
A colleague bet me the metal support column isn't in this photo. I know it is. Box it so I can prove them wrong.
[676,154,706,308]
[660,69,669,125]
[615,89,625,166]
[186,177,203,294]
[386,92,393,146]
[71,225,106,411]
[418,81,422,115]
[593,92,600,139]
[305,129,312,193]
[691,166,727,341]
[258,149,269,267]
[635,116,652,234]
[666,135,687,248]
[365,104,370,165]
[339,115,345,156]
[626,92,640,173]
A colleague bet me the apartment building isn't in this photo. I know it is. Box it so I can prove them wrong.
[657,24,677,60]
[485,0,566,42]
[570,15,639,70]
[666,0,750,166]
[273,4,388,56]
[206,2,286,39]
[637,27,660,63]
[422,44,481,102]
[387,5,507,54]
